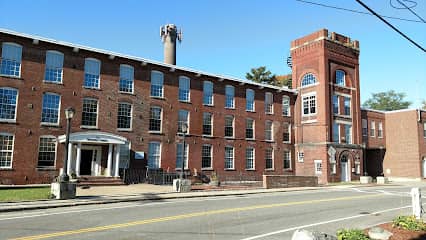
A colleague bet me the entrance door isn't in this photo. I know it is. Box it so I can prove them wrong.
[80,150,93,175]
[341,155,349,182]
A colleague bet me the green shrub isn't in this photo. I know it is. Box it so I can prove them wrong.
[392,215,426,231]
[336,229,369,240]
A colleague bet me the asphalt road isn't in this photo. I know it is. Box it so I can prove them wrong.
[0,184,423,240]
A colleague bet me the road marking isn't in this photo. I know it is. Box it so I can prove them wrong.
[240,205,412,240]
[9,194,382,240]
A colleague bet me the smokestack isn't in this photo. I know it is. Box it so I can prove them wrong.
[160,24,182,65]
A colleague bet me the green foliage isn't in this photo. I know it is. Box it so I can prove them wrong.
[392,215,426,231]
[0,187,51,202]
[362,90,411,111]
[245,66,277,85]
[336,229,369,240]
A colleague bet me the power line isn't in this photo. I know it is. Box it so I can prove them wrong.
[392,0,426,23]
[295,0,425,23]
[389,0,417,9]
[355,0,426,53]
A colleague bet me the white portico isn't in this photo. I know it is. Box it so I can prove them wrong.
[58,131,128,177]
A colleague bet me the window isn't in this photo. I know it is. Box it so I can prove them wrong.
[84,58,101,88]
[298,151,304,162]
[332,122,339,143]
[178,110,189,133]
[117,102,132,129]
[378,122,383,138]
[225,85,234,108]
[314,160,322,175]
[225,146,234,169]
[283,122,290,143]
[178,76,190,102]
[148,142,161,169]
[332,95,339,114]
[370,121,376,137]
[119,65,134,93]
[37,136,56,168]
[44,51,64,83]
[41,93,60,124]
[225,115,234,138]
[336,70,345,86]
[119,142,131,169]
[265,92,273,114]
[202,144,212,169]
[301,73,317,87]
[246,118,254,139]
[282,96,290,116]
[203,81,213,105]
[176,142,188,169]
[344,97,351,116]
[265,148,274,169]
[0,133,14,168]
[284,150,291,170]
[151,71,164,97]
[246,89,255,111]
[344,124,352,144]
[81,98,98,127]
[362,119,368,136]
[246,147,255,170]
[302,93,317,116]
[149,106,162,132]
[203,112,212,136]
[1,43,22,77]
[265,120,273,141]
[0,88,18,121]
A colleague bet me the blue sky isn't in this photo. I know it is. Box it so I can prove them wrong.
[1,0,425,106]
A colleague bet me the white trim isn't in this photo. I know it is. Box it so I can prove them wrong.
[333,91,351,98]
[41,92,61,125]
[314,159,322,175]
[0,87,18,122]
[37,135,57,168]
[334,119,352,125]
[58,131,127,144]
[301,91,317,117]
[0,132,14,169]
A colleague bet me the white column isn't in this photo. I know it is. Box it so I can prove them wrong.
[114,145,121,177]
[67,143,73,176]
[75,143,82,177]
[107,144,113,177]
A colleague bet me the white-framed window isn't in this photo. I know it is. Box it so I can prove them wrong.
[301,73,317,87]
[225,146,234,170]
[0,87,18,121]
[344,124,352,144]
[151,70,164,98]
[362,119,368,137]
[283,150,291,170]
[332,95,339,114]
[265,120,273,141]
[0,133,14,168]
[178,110,189,133]
[41,93,60,124]
[335,70,345,86]
[84,58,101,88]
[37,136,56,168]
[302,93,317,116]
[297,151,304,163]
[225,85,235,108]
[176,142,188,169]
[81,98,98,127]
[332,122,339,143]
[282,96,290,116]
[1,42,22,77]
[44,50,64,83]
[117,102,132,130]
[245,147,255,170]
[314,160,322,175]
[202,144,212,169]
[202,112,212,136]
[246,89,255,112]
[265,148,274,170]
[178,76,190,102]
[378,122,383,138]
[203,81,213,106]
[344,97,351,116]
[246,118,254,139]
[265,92,273,114]
[225,115,234,138]
[283,122,291,143]
[370,120,376,137]
[148,142,161,169]
[119,64,134,93]
[149,106,162,132]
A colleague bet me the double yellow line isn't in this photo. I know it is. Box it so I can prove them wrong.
[10,193,382,240]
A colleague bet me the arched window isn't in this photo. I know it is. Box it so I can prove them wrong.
[44,50,64,83]
[336,70,345,86]
[301,73,317,87]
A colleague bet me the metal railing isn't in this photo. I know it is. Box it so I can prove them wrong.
[124,168,189,185]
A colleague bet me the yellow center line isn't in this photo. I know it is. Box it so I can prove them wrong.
[10,193,382,240]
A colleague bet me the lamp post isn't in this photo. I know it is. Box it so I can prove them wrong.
[179,123,188,192]
[59,107,75,182]
[362,143,368,176]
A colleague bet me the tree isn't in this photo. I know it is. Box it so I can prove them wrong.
[275,74,292,88]
[421,100,426,110]
[245,66,276,85]
[362,90,411,111]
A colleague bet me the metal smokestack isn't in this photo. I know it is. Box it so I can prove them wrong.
[160,24,182,65]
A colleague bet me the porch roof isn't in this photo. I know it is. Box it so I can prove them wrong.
[58,131,128,145]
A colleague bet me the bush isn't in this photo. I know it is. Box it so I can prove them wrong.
[336,229,369,240]
[392,215,426,231]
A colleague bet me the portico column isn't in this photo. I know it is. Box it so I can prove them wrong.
[66,143,73,176]
[75,143,82,177]
[114,145,121,177]
[107,144,113,177]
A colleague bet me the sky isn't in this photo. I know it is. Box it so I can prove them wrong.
[0,0,425,107]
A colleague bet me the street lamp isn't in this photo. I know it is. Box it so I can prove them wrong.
[59,107,75,182]
[179,123,188,192]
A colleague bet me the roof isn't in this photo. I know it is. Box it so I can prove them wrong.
[0,28,297,95]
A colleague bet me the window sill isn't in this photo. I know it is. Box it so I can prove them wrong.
[149,131,163,135]
[175,168,190,171]
[224,137,235,140]
[0,74,22,80]
[282,114,291,117]
[41,123,60,127]
[246,110,256,113]
[245,169,256,171]
[0,168,13,171]
[301,119,318,124]
[179,100,191,104]
[246,138,256,141]
[80,126,99,130]
[203,103,214,107]
[265,169,275,171]
[119,91,135,95]
[83,86,101,91]
[36,167,56,171]
[265,112,274,115]
[284,169,293,172]
[202,135,214,138]
[201,168,213,171]
[283,141,291,144]
[264,140,275,143]
[225,107,235,110]
[43,80,63,85]
[224,168,235,171]
[150,96,165,100]
[117,128,133,132]
[0,119,17,124]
